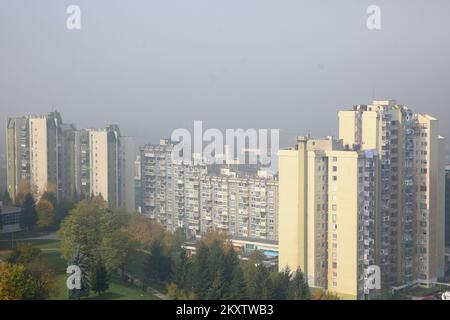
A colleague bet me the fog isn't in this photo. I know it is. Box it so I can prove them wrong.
[1,0,449,159]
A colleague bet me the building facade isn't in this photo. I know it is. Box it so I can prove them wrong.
[6,112,135,211]
[6,111,74,201]
[140,140,278,241]
[278,101,445,299]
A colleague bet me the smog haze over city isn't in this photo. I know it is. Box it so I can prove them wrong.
[1,0,450,153]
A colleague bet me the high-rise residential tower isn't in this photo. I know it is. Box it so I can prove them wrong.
[339,100,445,286]
[278,136,378,299]
[6,111,75,201]
[278,101,445,299]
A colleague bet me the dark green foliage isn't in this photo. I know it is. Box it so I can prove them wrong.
[144,239,172,283]
[228,266,248,300]
[90,259,109,295]
[288,267,310,300]
[192,243,212,299]
[206,266,227,300]
[54,197,75,227]
[271,267,291,300]
[20,193,37,229]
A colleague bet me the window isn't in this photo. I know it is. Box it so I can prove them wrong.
[332,176,337,181]
[332,166,337,172]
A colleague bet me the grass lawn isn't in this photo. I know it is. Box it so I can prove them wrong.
[0,237,159,300]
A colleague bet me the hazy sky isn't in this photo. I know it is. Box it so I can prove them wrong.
[1,0,449,157]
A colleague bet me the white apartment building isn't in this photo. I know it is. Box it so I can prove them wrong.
[140,140,279,241]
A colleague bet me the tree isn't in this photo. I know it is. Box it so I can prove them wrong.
[26,258,59,299]
[0,263,35,300]
[41,191,57,209]
[20,193,37,230]
[68,248,90,299]
[206,267,227,300]
[54,197,75,227]
[59,200,130,272]
[192,242,212,299]
[7,242,42,265]
[15,179,31,207]
[144,239,171,283]
[2,189,12,205]
[90,259,109,295]
[6,242,58,299]
[228,266,248,300]
[36,199,55,229]
[171,249,191,291]
[288,268,310,300]
[271,267,291,300]
[311,289,340,300]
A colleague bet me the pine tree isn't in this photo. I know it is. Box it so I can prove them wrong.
[288,268,310,300]
[20,193,37,230]
[144,240,171,283]
[90,259,109,295]
[192,243,212,299]
[206,267,227,300]
[228,266,248,300]
[271,267,291,299]
[68,247,90,299]
[172,249,190,291]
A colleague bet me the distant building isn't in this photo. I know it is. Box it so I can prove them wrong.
[140,140,278,241]
[134,156,141,213]
[446,166,450,247]
[7,111,74,200]
[0,201,22,234]
[75,125,135,210]
[6,111,135,211]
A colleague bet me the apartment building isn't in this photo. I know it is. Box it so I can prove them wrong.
[6,111,74,200]
[446,166,450,248]
[278,100,445,299]
[339,100,445,287]
[75,125,135,210]
[140,140,278,241]
[278,136,378,299]
[6,112,135,211]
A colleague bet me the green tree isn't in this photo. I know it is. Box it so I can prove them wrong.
[192,242,212,299]
[6,242,58,299]
[0,263,35,300]
[59,200,130,272]
[20,193,37,230]
[54,197,75,227]
[271,267,291,300]
[228,265,248,300]
[36,199,55,229]
[144,239,171,283]
[171,248,191,291]
[206,266,227,300]
[68,248,90,299]
[90,259,109,295]
[7,242,42,265]
[288,268,310,300]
